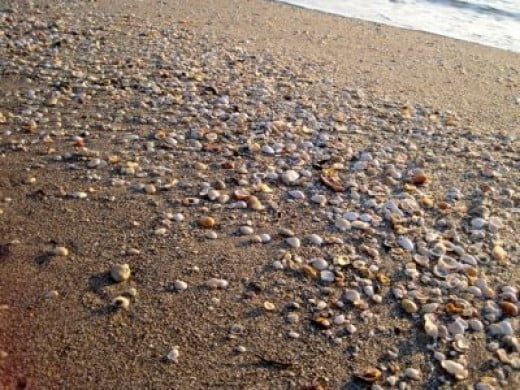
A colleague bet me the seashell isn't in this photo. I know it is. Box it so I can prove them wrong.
[111,296,130,310]
[165,346,179,363]
[172,280,188,292]
[311,258,328,270]
[445,301,465,315]
[375,273,390,285]
[320,169,345,192]
[440,360,468,380]
[500,301,519,317]
[424,314,438,338]
[240,226,254,236]
[263,301,276,311]
[411,172,428,185]
[312,317,331,329]
[453,337,470,352]
[199,216,216,228]
[301,264,317,279]
[413,254,429,267]
[404,368,422,380]
[333,255,350,267]
[433,264,450,279]
[247,196,265,211]
[355,367,382,383]
[51,246,69,257]
[398,236,414,251]
[281,170,300,185]
[401,298,418,313]
[438,256,461,270]
[320,270,335,283]
[430,242,446,257]
[110,263,131,282]
[344,289,361,303]
[308,234,323,246]
[143,184,156,194]
[492,245,507,263]
[422,302,439,313]
[205,278,229,289]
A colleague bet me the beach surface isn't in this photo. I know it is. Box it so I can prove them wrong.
[1,0,519,389]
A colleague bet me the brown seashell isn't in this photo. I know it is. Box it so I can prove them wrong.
[500,301,519,317]
[312,317,331,329]
[74,139,86,148]
[301,264,318,279]
[234,189,250,200]
[411,172,428,185]
[437,201,451,210]
[199,216,216,228]
[356,367,382,383]
[446,302,465,314]
[221,160,235,169]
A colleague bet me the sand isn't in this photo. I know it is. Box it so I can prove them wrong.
[0,1,519,389]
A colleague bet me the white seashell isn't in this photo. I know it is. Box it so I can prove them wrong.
[351,220,370,230]
[173,280,188,291]
[404,368,422,380]
[286,237,300,248]
[259,233,272,243]
[344,211,359,221]
[308,234,323,246]
[289,190,305,199]
[398,237,414,251]
[205,278,229,289]
[320,270,335,283]
[471,217,486,229]
[447,318,468,336]
[469,319,484,332]
[424,314,438,338]
[281,170,299,185]
[441,360,468,380]
[205,231,218,239]
[333,314,346,325]
[240,226,254,235]
[335,218,351,231]
[344,289,361,303]
[166,346,179,363]
[489,320,513,336]
[311,258,328,270]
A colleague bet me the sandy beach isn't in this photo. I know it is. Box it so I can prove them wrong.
[1,0,519,389]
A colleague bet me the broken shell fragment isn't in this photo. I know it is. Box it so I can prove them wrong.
[111,296,130,310]
[355,367,382,383]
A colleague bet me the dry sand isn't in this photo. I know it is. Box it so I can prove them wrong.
[0,1,519,389]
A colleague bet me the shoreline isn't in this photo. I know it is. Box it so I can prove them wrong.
[87,0,520,134]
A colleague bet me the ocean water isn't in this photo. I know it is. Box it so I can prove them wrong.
[278,0,520,53]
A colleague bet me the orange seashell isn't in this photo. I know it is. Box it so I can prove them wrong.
[500,301,519,317]
[199,216,216,228]
[446,302,464,314]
